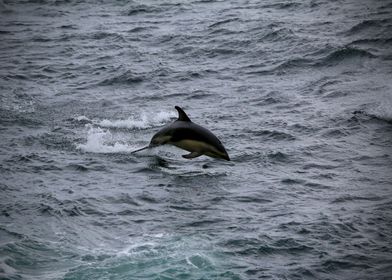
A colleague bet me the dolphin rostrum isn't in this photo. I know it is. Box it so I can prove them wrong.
[132,106,230,161]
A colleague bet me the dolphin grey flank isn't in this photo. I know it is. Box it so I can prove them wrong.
[132,106,230,161]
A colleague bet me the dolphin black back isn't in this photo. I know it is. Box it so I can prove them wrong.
[170,121,226,153]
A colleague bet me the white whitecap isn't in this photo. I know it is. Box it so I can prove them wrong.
[77,126,138,154]
[96,110,176,129]
[74,115,91,122]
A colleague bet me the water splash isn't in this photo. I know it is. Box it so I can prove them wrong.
[77,126,138,153]
[75,110,176,130]
[75,110,177,153]
[98,110,175,129]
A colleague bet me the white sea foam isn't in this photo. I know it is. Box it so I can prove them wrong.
[76,110,176,153]
[75,110,175,129]
[115,234,216,271]
[97,110,176,129]
[74,115,91,122]
[77,126,138,153]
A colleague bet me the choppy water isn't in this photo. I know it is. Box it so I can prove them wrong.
[1,0,392,279]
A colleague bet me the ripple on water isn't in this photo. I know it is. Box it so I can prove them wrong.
[221,237,313,257]
[314,47,377,67]
[266,151,293,163]
[250,129,296,141]
[98,70,144,86]
[345,18,392,35]
[331,195,384,204]
[123,4,164,16]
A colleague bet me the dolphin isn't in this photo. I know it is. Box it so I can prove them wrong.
[132,106,230,161]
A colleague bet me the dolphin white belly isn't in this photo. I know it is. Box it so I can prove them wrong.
[172,139,226,159]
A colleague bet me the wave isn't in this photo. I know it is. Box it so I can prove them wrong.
[250,129,296,141]
[368,92,392,122]
[244,57,312,75]
[320,128,349,138]
[321,257,372,272]
[185,91,215,100]
[318,47,376,64]
[128,26,158,33]
[245,46,377,75]
[209,17,240,28]
[173,69,217,81]
[348,37,392,47]
[261,2,301,10]
[345,18,391,35]
[331,195,383,203]
[267,151,291,163]
[221,237,312,257]
[124,4,163,16]
[90,31,125,42]
[99,70,144,86]
[208,47,244,56]
[0,0,12,13]
[259,27,295,42]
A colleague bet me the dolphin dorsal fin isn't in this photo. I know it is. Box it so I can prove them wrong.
[175,106,191,122]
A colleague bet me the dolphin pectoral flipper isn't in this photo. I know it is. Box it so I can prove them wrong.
[182,152,202,159]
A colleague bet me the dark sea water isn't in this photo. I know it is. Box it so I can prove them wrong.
[1,0,392,279]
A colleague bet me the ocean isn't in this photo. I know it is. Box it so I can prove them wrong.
[1,0,392,279]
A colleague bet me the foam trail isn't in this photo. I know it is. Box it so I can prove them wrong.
[77,126,138,153]
[97,110,176,129]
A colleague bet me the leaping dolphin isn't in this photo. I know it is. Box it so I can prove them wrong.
[132,106,230,161]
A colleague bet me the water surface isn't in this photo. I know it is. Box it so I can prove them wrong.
[1,0,392,279]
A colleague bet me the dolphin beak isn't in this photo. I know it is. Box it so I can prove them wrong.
[148,143,159,148]
[131,146,150,154]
